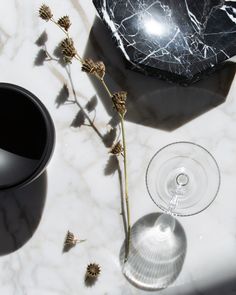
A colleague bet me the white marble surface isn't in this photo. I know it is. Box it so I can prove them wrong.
[0,0,236,294]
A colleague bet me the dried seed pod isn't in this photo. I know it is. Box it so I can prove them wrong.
[57,16,71,31]
[81,58,96,74]
[63,231,86,252]
[39,4,53,21]
[60,38,77,60]
[86,263,101,279]
[112,91,127,116]
[110,141,123,155]
[95,61,106,79]
[64,230,86,246]
[64,230,78,246]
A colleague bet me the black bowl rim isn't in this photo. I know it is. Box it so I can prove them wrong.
[0,83,55,190]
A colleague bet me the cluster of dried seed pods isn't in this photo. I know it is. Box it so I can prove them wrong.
[64,231,101,282]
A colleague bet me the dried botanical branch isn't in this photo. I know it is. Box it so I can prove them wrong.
[39,5,131,261]
[66,66,104,141]
[40,45,104,141]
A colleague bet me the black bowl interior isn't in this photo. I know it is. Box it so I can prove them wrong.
[0,84,54,189]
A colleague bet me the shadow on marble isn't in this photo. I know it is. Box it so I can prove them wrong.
[35,30,48,47]
[62,241,85,254]
[84,275,98,288]
[53,44,68,68]
[34,31,50,67]
[84,17,236,131]
[55,84,69,108]
[119,213,187,291]
[34,31,67,68]
[34,49,48,66]
[178,278,236,295]
[104,155,119,176]
[0,172,47,255]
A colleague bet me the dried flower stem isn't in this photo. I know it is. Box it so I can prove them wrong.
[51,18,67,34]
[93,81,131,260]
[75,54,83,64]
[66,67,104,141]
[120,114,130,260]
[40,9,131,261]
[51,18,83,62]
[96,75,130,259]
[89,79,131,261]
[98,80,130,260]
[42,45,102,140]
[98,77,113,98]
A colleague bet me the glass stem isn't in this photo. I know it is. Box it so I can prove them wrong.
[155,214,176,233]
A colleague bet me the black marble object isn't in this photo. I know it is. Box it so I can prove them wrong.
[93,0,236,84]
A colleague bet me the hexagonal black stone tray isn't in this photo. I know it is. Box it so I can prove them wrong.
[93,0,236,84]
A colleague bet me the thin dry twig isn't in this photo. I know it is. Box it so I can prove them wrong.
[39,5,131,261]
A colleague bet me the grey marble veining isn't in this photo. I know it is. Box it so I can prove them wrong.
[93,0,236,83]
[0,0,235,294]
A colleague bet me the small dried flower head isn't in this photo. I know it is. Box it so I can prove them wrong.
[110,141,123,155]
[63,230,86,253]
[86,263,101,279]
[60,38,77,60]
[112,91,127,116]
[95,61,106,79]
[58,16,71,31]
[64,230,78,247]
[82,58,96,74]
[82,59,106,79]
[39,4,53,21]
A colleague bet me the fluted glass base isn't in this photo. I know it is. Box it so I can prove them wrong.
[120,213,187,290]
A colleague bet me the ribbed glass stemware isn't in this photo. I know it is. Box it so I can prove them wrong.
[121,142,220,290]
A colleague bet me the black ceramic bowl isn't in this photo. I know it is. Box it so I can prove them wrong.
[0,83,55,190]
